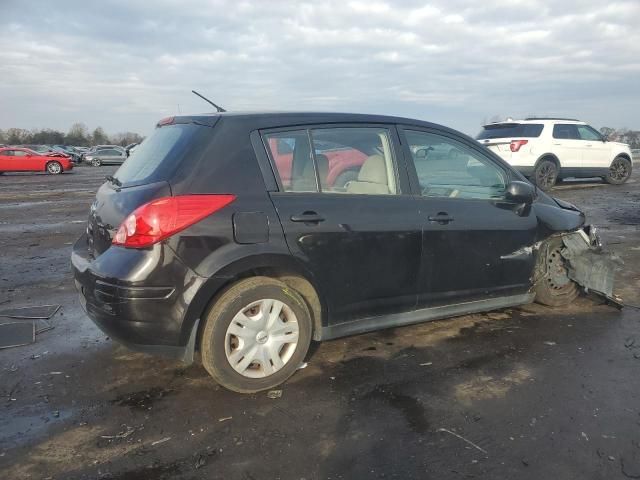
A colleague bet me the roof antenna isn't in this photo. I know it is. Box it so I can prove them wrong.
[191,90,226,112]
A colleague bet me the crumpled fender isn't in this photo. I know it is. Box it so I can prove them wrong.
[560,226,624,305]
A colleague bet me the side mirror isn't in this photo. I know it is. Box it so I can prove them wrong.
[505,180,534,205]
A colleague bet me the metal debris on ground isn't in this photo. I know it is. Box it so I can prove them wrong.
[218,416,232,422]
[151,437,171,446]
[267,390,282,399]
[543,341,557,346]
[0,304,61,349]
[0,304,61,319]
[437,428,488,455]
[420,362,433,366]
[297,362,308,370]
[100,425,136,440]
[0,322,35,349]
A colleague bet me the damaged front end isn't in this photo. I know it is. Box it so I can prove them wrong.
[560,226,624,306]
[534,226,624,307]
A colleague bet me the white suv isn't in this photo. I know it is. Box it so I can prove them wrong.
[476,118,633,190]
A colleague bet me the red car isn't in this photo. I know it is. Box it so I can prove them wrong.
[268,138,367,188]
[0,147,73,175]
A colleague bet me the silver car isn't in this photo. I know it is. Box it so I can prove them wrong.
[85,148,127,167]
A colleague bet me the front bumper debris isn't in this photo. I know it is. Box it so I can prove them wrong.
[560,226,624,307]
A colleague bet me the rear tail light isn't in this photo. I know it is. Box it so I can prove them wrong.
[113,194,235,248]
[510,139,528,152]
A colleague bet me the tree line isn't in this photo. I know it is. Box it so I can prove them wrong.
[0,123,144,147]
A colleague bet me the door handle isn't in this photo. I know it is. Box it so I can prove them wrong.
[290,212,325,223]
[427,212,454,224]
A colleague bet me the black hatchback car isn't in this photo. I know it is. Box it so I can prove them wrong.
[72,112,597,393]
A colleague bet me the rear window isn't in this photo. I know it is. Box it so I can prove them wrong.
[114,123,212,186]
[476,123,544,140]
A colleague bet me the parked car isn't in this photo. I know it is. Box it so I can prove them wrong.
[0,147,73,174]
[72,112,612,393]
[476,118,633,190]
[50,145,81,163]
[84,148,127,166]
[81,145,126,162]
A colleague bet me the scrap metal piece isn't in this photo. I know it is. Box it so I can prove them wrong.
[0,304,61,320]
[0,322,35,349]
[560,229,624,304]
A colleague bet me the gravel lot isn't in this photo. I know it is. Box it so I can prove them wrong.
[1,165,639,479]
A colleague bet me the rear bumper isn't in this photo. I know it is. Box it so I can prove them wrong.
[71,234,207,358]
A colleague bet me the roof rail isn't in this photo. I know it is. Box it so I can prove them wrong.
[524,117,582,122]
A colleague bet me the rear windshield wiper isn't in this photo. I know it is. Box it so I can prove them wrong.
[106,175,122,187]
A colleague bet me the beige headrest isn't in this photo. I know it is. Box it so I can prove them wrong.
[358,155,388,185]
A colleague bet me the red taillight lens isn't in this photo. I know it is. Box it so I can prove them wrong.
[510,139,528,152]
[113,194,235,248]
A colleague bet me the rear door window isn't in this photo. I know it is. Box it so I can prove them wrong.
[264,127,398,195]
[114,123,212,187]
[477,123,543,140]
[552,124,580,140]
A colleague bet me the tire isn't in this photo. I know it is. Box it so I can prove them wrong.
[605,156,632,185]
[533,158,558,191]
[46,161,62,175]
[534,239,579,307]
[91,158,102,167]
[333,170,359,189]
[200,277,313,393]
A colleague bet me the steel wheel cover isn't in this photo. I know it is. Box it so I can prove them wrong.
[224,299,300,378]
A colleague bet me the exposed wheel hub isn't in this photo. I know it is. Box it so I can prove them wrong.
[547,248,570,289]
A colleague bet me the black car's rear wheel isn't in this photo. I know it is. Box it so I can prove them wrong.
[533,159,558,191]
[200,277,312,393]
[605,156,632,185]
[46,161,62,174]
[534,240,579,307]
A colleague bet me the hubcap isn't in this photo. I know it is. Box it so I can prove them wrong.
[224,299,299,378]
[48,163,61,173]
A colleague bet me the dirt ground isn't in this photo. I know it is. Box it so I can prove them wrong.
[1,165,640,480]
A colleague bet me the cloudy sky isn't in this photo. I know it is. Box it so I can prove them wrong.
[1,0,639,137]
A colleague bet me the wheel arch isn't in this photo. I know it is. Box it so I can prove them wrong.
[184,254,327,347]
[613,152,632,164]
[535,153,561,169]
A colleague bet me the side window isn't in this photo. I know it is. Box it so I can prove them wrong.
[13,150,28,157]
[577,125,602,141]
[264,130,315,192]
[553,124,579,140]
[264,127,398,195]
[2,150,14,156]
[310,127,397,194]
[404,130,507,200]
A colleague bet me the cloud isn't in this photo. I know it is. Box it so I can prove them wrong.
[0,0,638,136]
